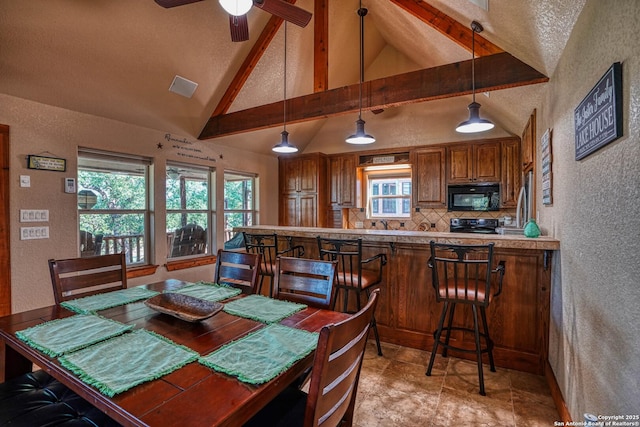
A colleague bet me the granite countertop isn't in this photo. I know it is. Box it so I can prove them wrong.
[234,226,560,251]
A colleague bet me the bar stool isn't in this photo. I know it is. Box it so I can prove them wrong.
[316,236,387,356]
[242,232,304,296]
[425,241,505,396]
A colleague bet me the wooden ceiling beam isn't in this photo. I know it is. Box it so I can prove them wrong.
[389,0,503,55]
[198,52,548,139]
[211,1,303,117]
[313,0,329,92]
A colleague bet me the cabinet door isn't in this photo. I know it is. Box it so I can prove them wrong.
[412,147,446,208]
[474,142,501,182]
[280,193,299,226]
[280,158,301,193]
[522,110,536,172]
[298,194,318,227]
[299,157,318,193]
[329,154,356,208]
[501,139,521,207]
[447,145,473,183]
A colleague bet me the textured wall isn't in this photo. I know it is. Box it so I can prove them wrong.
[1,93,279,313]
[539,0,640,417]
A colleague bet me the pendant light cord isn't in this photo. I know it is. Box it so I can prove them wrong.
[283,22,287,132]
[471,24,476,103]
[358,1,366,120]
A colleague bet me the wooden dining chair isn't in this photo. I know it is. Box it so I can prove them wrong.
[214,249,262,295]
[273,257,337,309]
[244,289,379,427]
[48,253,127,304]
[242,232,305,296]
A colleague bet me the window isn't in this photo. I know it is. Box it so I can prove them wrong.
[224,172,256,242]
[166,163,214,259]
[78,149,151,265]
[365,165,412,219]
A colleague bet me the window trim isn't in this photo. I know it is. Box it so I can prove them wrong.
[223,171,257,241]
[363,166,412,219]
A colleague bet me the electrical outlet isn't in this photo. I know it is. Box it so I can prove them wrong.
[20,226,50,240]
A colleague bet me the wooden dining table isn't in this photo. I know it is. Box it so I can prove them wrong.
[0,279,350,426]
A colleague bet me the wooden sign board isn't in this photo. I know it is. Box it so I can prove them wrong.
[574,62,623,160]
[27,155,66,172]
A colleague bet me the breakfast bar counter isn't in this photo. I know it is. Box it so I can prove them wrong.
[235,226,560,375]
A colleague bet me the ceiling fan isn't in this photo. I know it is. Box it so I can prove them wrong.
[154,0,312,42]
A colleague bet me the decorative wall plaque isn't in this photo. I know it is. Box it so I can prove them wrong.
[27,155,66,172]
[574,62,623,160]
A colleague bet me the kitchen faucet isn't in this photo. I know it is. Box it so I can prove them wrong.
[380,220,388,230]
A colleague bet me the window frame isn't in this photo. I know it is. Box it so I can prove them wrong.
[77,148,152,266]
[223,171,257,241]
[166,162,216,260]
[363,165,412,219]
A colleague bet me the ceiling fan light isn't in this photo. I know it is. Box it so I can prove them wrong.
[456,101,495,133]
[272,130,299,153]
[219,0,252,16]
[346,118,376,144]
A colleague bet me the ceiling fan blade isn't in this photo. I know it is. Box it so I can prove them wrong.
[154,0,204,8]
[229,14,249,42]
[253,0,312,28]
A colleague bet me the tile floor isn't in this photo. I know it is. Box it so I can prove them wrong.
[353,341,560,427]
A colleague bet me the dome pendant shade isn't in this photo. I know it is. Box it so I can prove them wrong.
[219,0,252,16]
[456,102,495,133]
[272,131,298,153]
[455,21,494,134]
[346,118,376,144]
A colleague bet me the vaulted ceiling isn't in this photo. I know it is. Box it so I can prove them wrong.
[0,0,585,155]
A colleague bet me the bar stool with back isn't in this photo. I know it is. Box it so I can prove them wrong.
[316,237,387,356]
[242,232,304,296]
[425,241,505,396]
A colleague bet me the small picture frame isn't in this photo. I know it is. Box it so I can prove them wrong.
[27,155,66,172]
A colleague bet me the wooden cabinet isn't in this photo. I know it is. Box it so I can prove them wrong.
[279,153,327,227]
[522,110,536,172]
[411,147,446,208]
[328,154,357,208]
[447,141,501,184]
[501,138,521,208]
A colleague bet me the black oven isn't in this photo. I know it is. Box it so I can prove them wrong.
[447,184,500,211]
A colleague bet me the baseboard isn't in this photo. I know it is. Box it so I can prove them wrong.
[545,360,571,423]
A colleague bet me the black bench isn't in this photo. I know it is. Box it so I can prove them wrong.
[0,370,121,426]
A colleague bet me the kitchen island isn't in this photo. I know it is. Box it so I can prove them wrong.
[234,226,559,374]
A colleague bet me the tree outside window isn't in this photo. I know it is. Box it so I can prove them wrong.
[224,172,255,242]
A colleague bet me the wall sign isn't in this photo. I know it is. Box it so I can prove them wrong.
[27,155,66,172]
[541,129,552,205]
[574,62,623,160]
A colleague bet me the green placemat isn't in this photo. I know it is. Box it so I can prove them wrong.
[16,314,133,357]
[199,324,318,384]
[223,295,307,324]
[61,287,159,314]
[171,282,242,302]
[59,329,198,397]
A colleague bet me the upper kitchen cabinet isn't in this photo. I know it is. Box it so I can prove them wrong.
[521,110,536,172]
[447,141,501,184]
[501,138,521,208]
[329,154,358,208]
[411,147,446,208]
[279,153,327,227]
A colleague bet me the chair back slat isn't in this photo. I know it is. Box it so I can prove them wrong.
[304,289,379,427]
[316,237,363,289]
[49,253,127,304]
[214,249,261,295]
[273,257,337,309]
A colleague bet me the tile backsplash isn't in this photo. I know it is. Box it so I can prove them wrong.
[347,208,517,232]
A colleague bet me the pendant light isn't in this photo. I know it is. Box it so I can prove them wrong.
[346,1,375,145]
[273,22,299,154]
[455,21,495,133]
[219,0,252,16]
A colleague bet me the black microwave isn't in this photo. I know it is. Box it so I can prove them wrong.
[447,184,500,211]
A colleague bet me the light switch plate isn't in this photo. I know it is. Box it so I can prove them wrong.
[20,175,31,188]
